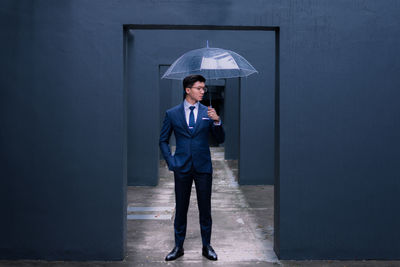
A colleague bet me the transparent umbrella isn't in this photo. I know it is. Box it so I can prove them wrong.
[162,42,258,105]
[162,43,258,80]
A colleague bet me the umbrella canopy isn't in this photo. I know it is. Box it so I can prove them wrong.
[162,46,258,80]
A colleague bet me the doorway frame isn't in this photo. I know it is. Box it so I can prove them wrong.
[122,24,281,256]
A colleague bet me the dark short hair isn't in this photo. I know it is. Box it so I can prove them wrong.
[183,75,206,97]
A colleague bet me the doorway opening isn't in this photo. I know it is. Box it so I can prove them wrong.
[123,24,281,262]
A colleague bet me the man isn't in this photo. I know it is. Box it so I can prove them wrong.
[159,75,225,261]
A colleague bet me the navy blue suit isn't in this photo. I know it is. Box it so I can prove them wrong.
[159,102,225,247]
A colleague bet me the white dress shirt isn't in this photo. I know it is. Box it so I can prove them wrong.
[183,100,221,126]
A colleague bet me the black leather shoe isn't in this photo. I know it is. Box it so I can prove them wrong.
[202,244,218,261]
[165,246,184,261]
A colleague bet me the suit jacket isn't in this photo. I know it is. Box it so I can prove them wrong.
[159,102,225,173]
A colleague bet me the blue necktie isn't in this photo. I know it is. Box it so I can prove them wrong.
[189,106,195,132]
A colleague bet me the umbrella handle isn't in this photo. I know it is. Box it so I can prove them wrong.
[209,90,212,108]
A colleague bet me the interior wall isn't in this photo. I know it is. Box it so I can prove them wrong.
[0,1,126,260]
[223,78,240,160]
[239,31,275,185]
[277,1,400,259]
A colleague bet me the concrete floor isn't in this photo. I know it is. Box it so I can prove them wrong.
[1,147,400,267]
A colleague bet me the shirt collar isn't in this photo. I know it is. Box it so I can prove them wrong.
[184,100,199,110]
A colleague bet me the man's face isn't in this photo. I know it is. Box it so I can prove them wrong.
[186,81,205,103]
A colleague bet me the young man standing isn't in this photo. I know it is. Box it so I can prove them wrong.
[159,75,225,261]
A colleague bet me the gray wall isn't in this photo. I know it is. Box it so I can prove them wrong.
[223,78,240,160]
[1,0,400,261]
[239,31,275,185]
[0,1,126,260]
[277,2,400,259]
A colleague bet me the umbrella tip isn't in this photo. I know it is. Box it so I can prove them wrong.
[206,40,209,48]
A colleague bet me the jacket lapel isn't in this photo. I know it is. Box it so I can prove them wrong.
[178,103,191,135]
[193,104,207,136]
